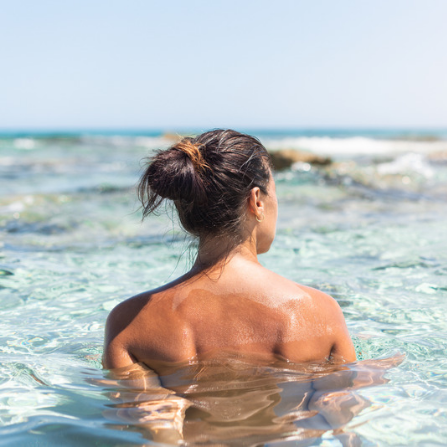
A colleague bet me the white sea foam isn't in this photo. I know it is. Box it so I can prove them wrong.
[85,134,445,157]
[0,201,25,213]
[261,136,447,156]
[80,135,170,150]
[377,153,434,178]
[14,138,36,150]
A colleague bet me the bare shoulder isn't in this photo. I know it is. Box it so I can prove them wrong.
[247,265,345,323]
[259,268,339,310]
[104,275,187,344]
[294,284,348,327]
[298,284,342,309]
[103,281,191,368]
[268,278,356,363]
[106,292,152,335]
[298,284,356,362]
[103,291,153,369]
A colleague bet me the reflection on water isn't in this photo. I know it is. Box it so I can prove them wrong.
[99,353,403,446]
[1,131,446,444]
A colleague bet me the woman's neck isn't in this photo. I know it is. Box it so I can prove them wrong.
[193,235,259,272]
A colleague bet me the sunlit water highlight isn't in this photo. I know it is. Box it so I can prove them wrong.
[1,130,447,445]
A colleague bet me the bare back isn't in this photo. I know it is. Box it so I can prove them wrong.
[103,257,356,371]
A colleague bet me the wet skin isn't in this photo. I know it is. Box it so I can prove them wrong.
[103,176,356,371]
[99,354,402,445]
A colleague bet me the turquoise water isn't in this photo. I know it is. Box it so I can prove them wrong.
[1,131,447,445]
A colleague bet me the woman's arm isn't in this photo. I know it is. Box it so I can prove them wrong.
[300,285,356,363]
[329,302,357,363]
[103,300,138,369]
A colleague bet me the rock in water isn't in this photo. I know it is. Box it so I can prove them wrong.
[268,149,332,171]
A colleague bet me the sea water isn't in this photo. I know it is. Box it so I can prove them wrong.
[1,129,447,446]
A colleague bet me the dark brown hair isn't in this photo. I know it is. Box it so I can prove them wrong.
[138,129,271,240]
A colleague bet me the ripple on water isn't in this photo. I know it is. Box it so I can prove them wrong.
[0,140,447,444]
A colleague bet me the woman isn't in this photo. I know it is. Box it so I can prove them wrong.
[103,129,356,372]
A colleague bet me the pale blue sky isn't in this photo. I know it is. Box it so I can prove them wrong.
[1,0,446,129]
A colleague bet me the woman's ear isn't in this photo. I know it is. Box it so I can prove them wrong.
[248,187,264,216]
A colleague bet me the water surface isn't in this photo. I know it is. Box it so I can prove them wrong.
[1,130,447,445]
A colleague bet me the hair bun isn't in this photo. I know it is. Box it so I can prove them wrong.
[138,139,208,211]
[138,129,271,237]
[173,140,209,173]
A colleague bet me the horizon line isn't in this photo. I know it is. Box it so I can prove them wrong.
[1,125,447,134]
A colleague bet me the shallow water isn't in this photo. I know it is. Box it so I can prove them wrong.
[1,131,447,445]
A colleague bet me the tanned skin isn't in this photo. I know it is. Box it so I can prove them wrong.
[103,176,356,372]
